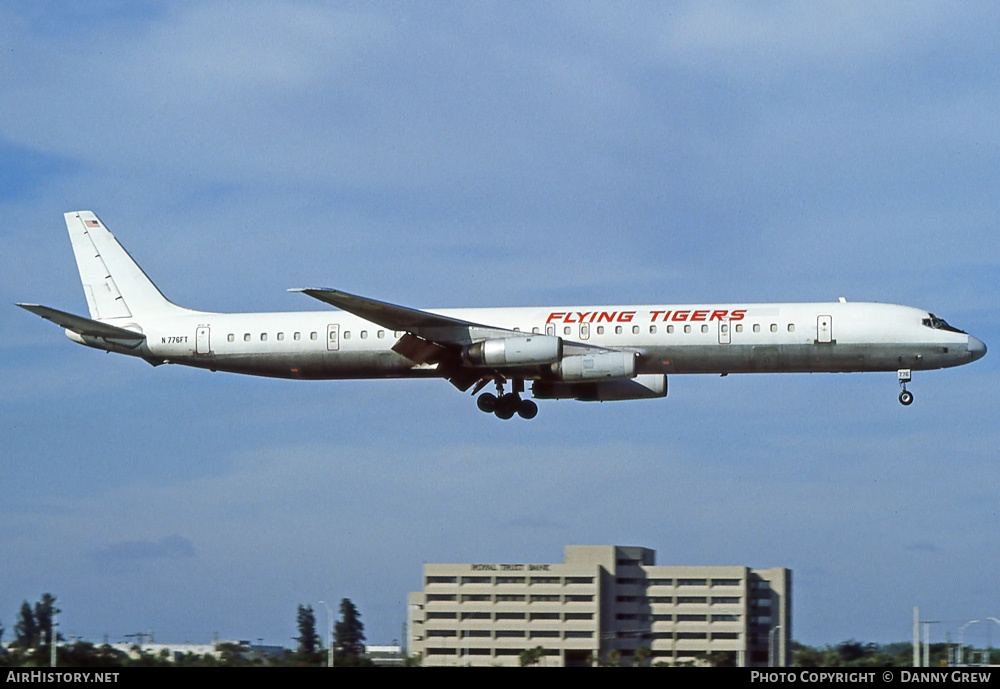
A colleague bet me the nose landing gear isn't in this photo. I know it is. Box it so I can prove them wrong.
[897,369,913,406]
[475,377,538,420]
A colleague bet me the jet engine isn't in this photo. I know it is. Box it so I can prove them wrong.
[550,351,638,380]
[464,335,562,366]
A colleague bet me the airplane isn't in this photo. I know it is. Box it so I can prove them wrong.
[18,211,986,420]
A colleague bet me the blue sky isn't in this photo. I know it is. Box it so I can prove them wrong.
[1,2,997,649]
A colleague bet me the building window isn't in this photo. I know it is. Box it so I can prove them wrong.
[461,576,491,584]
[426,576,457,584]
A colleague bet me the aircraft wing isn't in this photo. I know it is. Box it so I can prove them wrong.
[291,287,517,343]
[292,287,619,390]
[16,303,146,341]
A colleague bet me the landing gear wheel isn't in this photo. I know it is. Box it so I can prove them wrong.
[898,390,914,406]
[517,399,538,420]
[477,392,497,413]
[495,393,518,420]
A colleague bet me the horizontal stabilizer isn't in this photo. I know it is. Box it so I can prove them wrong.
[16,303,146,341]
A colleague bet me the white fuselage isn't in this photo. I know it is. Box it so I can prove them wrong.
[77,300,983,382]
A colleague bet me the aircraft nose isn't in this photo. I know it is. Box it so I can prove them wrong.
[968,335,987,361]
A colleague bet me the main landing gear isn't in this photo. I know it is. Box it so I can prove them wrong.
[475,377,538,420]
[897,369,914,406]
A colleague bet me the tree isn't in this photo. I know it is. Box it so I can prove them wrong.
[13,601,38,649]
[633,645,652,667]
[334,598,366,660]
[34,594,60,648]
[295,604,321,659]
[519,646,545,667]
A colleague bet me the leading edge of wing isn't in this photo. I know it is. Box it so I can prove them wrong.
[290,287,507,339]
[290,287,625,356]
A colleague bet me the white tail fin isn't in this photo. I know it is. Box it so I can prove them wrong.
[65,211,189,320]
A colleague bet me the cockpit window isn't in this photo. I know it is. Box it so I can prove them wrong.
[922,313,966,334]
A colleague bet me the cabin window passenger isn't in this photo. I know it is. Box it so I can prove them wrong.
[277,332,284,341]
[667,325,674,334]
[378,330,385,338]
[615,326,623,335]
[650,326,657,334]
[753,324,761,333]
[228,334,234,342]
[532,327,539,334]
[513,327,520,332]
[310,332,318,340]
[735,324,743,333]
[684,325,691,334]
[261,333,267,341]
[597,326,604,335]
[244,333,251,342]
[294,332,301,340]
[361,330,367,339]
[344,331,351,340]
[787,324,795,332]
[770,324,777,333]
[701,325,709,333]
[564,326,571,335]
[632,325,640,335]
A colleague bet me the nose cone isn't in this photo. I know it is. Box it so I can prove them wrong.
[968,335,987,361]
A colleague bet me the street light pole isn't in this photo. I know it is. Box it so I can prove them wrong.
[319,600,335,668]
[959,620,980,666]
[768,625,783,667]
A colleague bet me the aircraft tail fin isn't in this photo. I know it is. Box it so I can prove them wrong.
[65,211,188,319]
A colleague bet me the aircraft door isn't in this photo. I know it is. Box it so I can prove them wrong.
[327,324,340,351]
[817,315,833,344]
[195,326,211,355]
[718,319,731,344]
